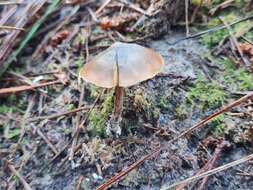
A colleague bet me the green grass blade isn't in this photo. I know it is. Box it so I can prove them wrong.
[0,0,61,77]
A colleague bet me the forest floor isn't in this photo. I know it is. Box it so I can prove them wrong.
[1,1,253,190]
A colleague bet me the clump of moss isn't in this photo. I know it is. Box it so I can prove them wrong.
[187,78,228,110]
[175,104,188,119]
[88,92,114,137]
[222,58,253,91]
[201,13,248,48]
[202,30,228,48]
[75,56,85,71]
[234,0,245,7]
[89,85,101,98]
[132,89,159,121]
[211,114,226,137]
[0,105,15,114]
[133,93,151,112]
[85,84,102,103]
[0,94,25,114]
[225,69,253,91]
[158,96,169,111]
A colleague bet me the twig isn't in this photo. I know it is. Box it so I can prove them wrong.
[167,15,253,45]
[7,145,38,188]
[209,0,234,16]
[24,70,59,77]
[14,95,35,154]
[49,90,104,167]
[162,153,253,189]
[0,25,24,31]
[96,147,161,190]
[70,29,90,165]
[69,84,85,166]
[95,0,111,16]
[236,171,253,177]
[190,0,203,23]
[76,176,84,190]
[241,36,253,46]
[79,89,105,130]
[197,140,230,190]
[0,80,61,96]
[172,91,253,141]
[8,71,47,94]
[87,7,99,23]
[185,0,189,36]
[131,3,155,30]
[0,1,23,5]
[118,0,151,16]
[219,16,250,67]
[7,164,32,190]
[27,106,91,122]
[34,126,59,155]
[58,143,82,168]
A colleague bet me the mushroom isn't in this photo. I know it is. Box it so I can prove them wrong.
[79,42,164,134]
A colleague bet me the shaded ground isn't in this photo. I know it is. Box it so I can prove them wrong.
[1,1,253,190]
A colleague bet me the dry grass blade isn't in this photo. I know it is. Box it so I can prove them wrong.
[162,153,253,190]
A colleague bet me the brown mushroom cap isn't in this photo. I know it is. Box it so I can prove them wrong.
[79,42,164,88]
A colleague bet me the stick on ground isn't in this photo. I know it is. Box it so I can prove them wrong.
[28,106,91,122]
[0,80,61,96]
[162,153,253,190]
[7,164,32,190]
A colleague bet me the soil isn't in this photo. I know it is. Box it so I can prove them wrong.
[1,30,253,190]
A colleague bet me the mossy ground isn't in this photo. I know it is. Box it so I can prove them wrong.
[1,1,253,189]
[186,3,253,138]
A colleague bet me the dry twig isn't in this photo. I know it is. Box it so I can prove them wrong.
[96,147,161,190]
[168,15,253,45]
[173,91,253,141]
[7,164,32,190]
[95,0,111,16]
[209,0,234,16]
[34,126,59,155]
[219,16,250,67]
[28,106,91,122]
[185,0,189,36]
[14,95,35,153]
[0,25,24,30]
[162,153,253,189]
[0,80,62,96]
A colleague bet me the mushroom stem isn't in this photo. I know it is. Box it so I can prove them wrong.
[113,86,124,120]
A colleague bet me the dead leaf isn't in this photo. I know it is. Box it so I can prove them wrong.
[50,30,70,47]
